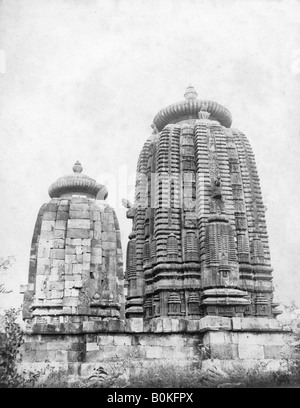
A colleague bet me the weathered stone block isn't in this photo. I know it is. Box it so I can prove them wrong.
[74,280,83,288]
[113,335,132,346]
[91,247,102,257]
[55,220,67,230]
[51,290,64,299]
[70,203,89,210]
[85,348,115,362]
[56,211,69,220]
[187,320,200,332]
[91,239,102,247]
[102,242,117,250]
[204,331,232,345]
[64,264,73,275]
[45,203,57,212]
[76,254,83,263]
[199,316,232,332]
[72,264,82,274]
[37,257,51,266]
[53,229,65,239]
[263,345,283,359]
[68,350,84,362]
[63,307,72,314]
[38,245,51,258]
[65,254,76,263]
[71,289,79,297]
[86,342,99,351]
[46,341,72,351]
[69,210,90,219]
[43,212,57,220]
[96,335,115,346]
[53,239,64,248]
[210,344,239,360]
[238,344,264,359]
[40,230,54,240]
[41,220,55,231]
[52,249,65,260]
[68,219,91,229]
[91,255,102,264]
[91,211,101,221]
[82,262,90,271]
[52,259,65,267]
[65,246,76,255]
[72,239,82,246]
[145,346,163,359]
[75,246,82,255]
[125,318,144,333]
[67,228,90,239]
[161,346,176,359]
[161,334,185,347]
[83,253,91,262]
[107,320,125,332]
[63,297,79,307]
[50,281,64,291]
[47,350,68,362]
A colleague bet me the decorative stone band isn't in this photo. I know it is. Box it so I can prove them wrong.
[48,161,107,199]
[153,99,232,131]
[201,288,251,306]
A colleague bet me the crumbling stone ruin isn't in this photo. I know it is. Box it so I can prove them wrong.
[20,87,295,383]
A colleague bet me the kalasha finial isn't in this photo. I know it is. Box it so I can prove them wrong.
[73,160,83,173]
[184,84,198,100]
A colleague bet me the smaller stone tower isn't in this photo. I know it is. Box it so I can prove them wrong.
[22,161,124,332]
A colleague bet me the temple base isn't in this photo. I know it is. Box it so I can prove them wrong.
[19,317,298,386]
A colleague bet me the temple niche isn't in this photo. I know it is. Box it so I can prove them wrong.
[22,161,124,331]
[125,85,281,325]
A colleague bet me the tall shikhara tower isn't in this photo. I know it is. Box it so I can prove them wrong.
[125,86,281,322]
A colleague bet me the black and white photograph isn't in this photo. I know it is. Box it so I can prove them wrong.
[0,0,300,390]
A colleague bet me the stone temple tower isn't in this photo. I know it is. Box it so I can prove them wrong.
[125,85,281,325]
[20,91,294,379]
[22,161,124,331]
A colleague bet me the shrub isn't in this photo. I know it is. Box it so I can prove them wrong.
[0,308,24,387]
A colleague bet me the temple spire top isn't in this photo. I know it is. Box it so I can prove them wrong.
[48,161,107,199]
[73,160,83,173]
[184,84,198,100]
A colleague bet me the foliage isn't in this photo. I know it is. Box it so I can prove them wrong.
[126,364,205,388]
[0,256,15,294]
[0,308,24,387]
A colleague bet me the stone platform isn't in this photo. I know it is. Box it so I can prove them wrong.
[19,316,298,385]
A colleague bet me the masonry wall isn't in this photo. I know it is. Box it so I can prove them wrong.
[19,321,297,384]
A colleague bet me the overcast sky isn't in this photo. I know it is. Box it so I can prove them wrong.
[0,0,300,311]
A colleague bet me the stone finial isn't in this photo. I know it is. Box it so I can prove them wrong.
[184,85,198,100]
[73,161,83,173]
[48,161,107,199]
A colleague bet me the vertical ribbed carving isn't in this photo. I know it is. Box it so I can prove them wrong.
[251,234,265,265]
[237,232,250,263]
[154,125,181,262]
[184,231,199,262]
[195,120,210,267]
[233,130,270,265]
[143,240,151,265]
[167,234,178,261]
